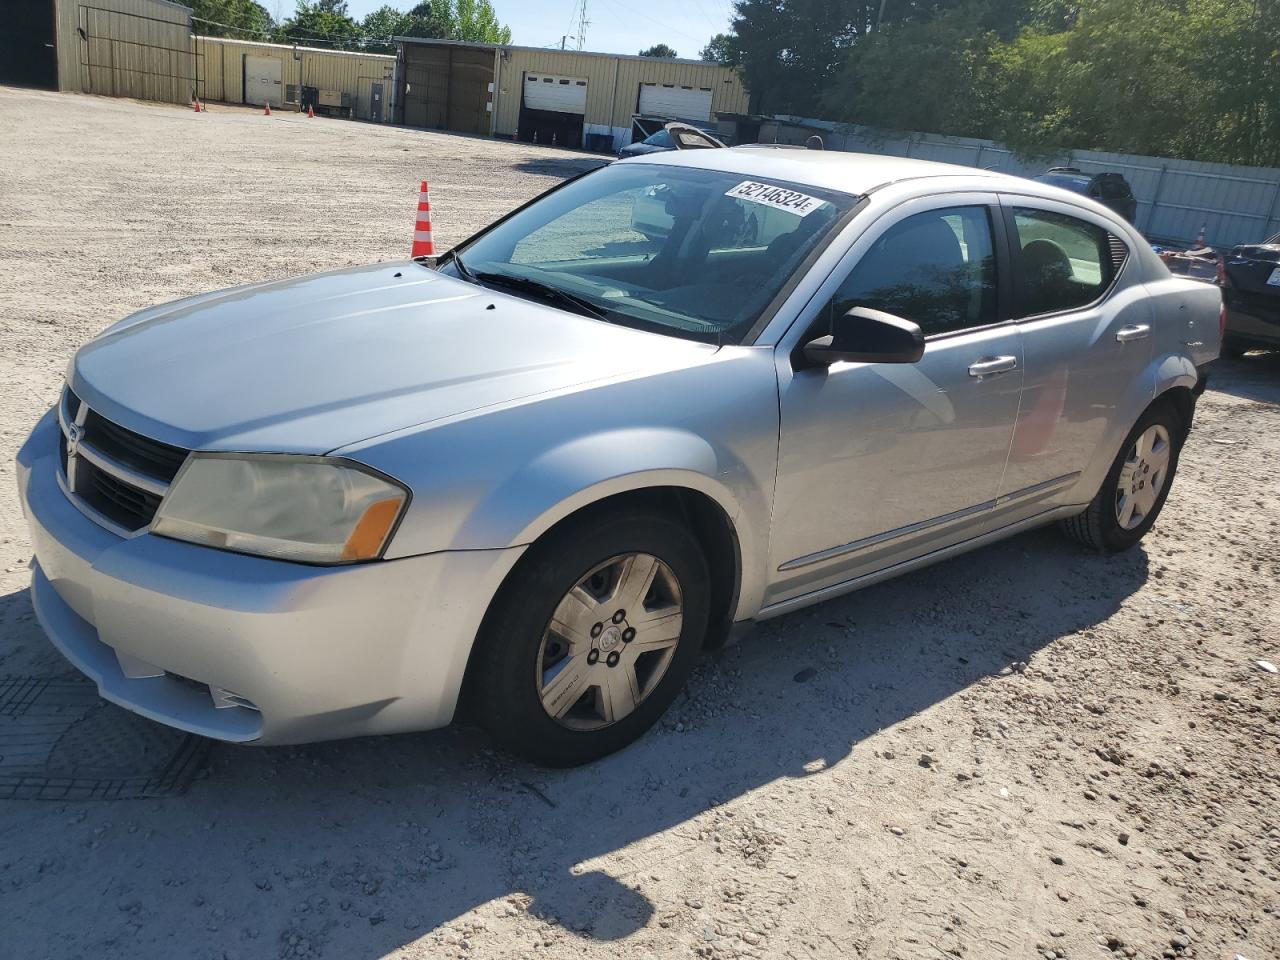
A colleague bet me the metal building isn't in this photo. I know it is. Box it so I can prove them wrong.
[3,0,195,103]
[395,38,749,152]
[193,37,396,121]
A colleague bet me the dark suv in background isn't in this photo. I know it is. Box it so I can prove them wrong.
[1035,167,1139,222]
[1220,232,1280,355]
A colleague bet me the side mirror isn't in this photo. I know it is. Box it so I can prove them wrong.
[801,307,925,367]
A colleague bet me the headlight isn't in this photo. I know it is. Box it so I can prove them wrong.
[152,454,408,564]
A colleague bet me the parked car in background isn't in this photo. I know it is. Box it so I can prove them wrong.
[17,150,1220,767]
[617,122,725,158]
[1035,168,1138,222]
[1220,232,1280,355]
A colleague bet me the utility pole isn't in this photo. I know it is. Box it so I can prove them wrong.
[560,35,567,50]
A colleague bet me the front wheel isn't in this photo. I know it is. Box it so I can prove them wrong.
[468,506,710,767]
[1060,401,1183,552]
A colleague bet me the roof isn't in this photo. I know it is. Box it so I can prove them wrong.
[616,147,1018,196]
[194,35,396,60]
[393,36,731,69]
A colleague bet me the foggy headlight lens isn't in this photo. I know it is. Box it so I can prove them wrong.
[152,455,407,564]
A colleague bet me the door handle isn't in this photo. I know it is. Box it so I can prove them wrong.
[967,356,1018,378]
[1116,324,1151,342]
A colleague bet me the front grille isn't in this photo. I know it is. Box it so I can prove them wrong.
[59,385,190,534]
[84,408,187,483]
[80,458,165,530]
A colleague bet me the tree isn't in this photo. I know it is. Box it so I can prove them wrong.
[189,0,274,39]
[276,0,360,47]
[639,43,679,58]
[455,0,512,43]
[824,7,1002,138]
[698,33,737,64]
[360,5,408,51]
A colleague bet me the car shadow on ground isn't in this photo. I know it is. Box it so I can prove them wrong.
[3,525,1151,957]
[513,157,611,178]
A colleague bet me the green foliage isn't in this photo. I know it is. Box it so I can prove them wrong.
[699,33,738,64]
[261,0,510,52]
[639,43,679,58]
[189,0,274,39]
[730,0,1280,166]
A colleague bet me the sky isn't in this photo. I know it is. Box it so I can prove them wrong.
[289,0,734,59]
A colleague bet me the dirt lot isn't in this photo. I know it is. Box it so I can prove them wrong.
[1,88,1277,960]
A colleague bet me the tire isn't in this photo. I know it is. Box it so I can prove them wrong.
[1060,400,1184,553]
[468,505,710,767]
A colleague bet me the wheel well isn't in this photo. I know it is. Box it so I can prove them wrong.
[455,486,742,722]
[1156,385,1196,435]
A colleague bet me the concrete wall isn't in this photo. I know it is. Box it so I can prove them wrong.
[194,37,395,121]
[55,0,193,103]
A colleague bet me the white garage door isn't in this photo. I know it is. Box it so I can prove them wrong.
[523,74,588,114]
[245,55,283,108]
[638,83,713,122]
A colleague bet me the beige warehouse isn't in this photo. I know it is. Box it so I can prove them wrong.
[194,37,396,121]
[396,38,749,152]
[45,0,194,104]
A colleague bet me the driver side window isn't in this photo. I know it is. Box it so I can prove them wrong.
[825,205,998,337]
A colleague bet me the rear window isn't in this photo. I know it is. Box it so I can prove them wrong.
[1012,207,1114,316]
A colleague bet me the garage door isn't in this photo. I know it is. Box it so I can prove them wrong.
[524,74,587,114]
[245,55,283,108]
[638,83,713,122]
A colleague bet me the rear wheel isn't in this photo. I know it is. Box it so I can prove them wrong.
[469,506,709,767]
[1060,401,1183,552]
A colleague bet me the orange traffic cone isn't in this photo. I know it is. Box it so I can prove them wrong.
[1194,223,1207,247]
[411,181,436,259]
[307,103,315,119]
[192,97,201,113]
[264,100,271,116]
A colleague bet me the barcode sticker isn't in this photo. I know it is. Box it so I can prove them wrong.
[725,181,825,217]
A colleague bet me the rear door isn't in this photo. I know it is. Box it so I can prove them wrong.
[994,196,1150,526]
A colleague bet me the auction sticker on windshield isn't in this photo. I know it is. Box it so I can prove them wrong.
[725,181,825,217]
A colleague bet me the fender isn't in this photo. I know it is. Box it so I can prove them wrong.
[1072,350,1197,503]
[455,427,770,619]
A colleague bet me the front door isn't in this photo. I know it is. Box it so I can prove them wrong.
[768,197,1023,608]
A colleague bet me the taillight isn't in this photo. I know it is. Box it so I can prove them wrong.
[1216,257,1227,285]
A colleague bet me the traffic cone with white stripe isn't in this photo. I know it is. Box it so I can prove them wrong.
[192,96,201,112]
[411,181,436,259]
[264,100,271,116]
[307,103,315,119]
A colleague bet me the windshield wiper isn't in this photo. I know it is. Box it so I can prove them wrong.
[435,248,478,283]
[473,271,612,322]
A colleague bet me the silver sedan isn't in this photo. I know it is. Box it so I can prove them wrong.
[16,149,1222,766]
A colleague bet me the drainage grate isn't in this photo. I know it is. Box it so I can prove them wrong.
[0,677,210,800]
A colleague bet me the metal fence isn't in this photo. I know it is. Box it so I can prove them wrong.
[770,119,1280,249]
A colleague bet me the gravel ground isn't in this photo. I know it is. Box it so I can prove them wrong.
[1,88,1277,960]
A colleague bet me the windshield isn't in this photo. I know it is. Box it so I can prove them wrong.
[644,130,674,147]
[442,162,858,344]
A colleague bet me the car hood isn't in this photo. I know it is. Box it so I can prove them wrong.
[71,262,716,454]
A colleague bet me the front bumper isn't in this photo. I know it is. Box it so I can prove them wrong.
[16,410,525,745]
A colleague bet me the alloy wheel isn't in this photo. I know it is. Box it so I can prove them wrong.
[1115,423,1171,530]
[536,553,683,730]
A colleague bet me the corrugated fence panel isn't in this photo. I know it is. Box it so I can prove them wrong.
[57,0,193,104]
[807,122,1280,247]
